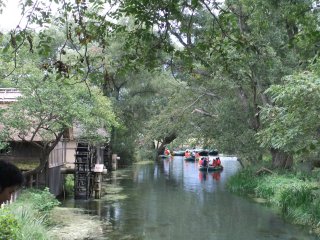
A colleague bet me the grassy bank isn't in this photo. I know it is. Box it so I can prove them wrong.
[0,188,60,240]
[227,168,320,235]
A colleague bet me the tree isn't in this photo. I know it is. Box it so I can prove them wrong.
[0,71,118,177]
[258,71,320,165]
[1,0,320,168]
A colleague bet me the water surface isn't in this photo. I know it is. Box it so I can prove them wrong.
[63,156,318,240]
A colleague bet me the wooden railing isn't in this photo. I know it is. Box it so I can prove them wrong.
[0,88,21,103]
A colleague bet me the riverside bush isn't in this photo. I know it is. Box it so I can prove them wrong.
[9,205,48,240]
[227,168,320,235]
[227,168,258,194]
[0,209,19,240]
[15,187,60,212]
[4,188,61,240]
[277,184,314,213]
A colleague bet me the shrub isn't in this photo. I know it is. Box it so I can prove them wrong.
[227,168,258,194]
[227,168,320,235]
[277,184,314,214]
[64,175,74,196]
[9,205,48,240]
[6,188,61,240]
[0,209,20,240]
[16,187,60,212]
[309,197,320,220]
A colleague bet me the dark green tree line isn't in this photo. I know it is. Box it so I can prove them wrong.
[1,0,320,168]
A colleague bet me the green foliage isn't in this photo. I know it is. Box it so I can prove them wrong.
[254,174,316,208]
[1,0,320,166]
[0,64,118,171]
[0,188,59,240]
[3,188,61,240]
[15,188,60,212]
[227,168,258,194]
[0,209,20,240]
[258,71,320,154]
[135,147,156,162]
[277,184,313,213]
[64,175,74,196]
[309,197,320,221]
[228,169,320,230]
[9,205,48,240]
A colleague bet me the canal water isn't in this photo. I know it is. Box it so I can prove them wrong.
[63,156,318,240]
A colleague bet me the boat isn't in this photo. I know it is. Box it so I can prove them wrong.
[207,165,223,171]
[184,156,195,161]
[184,149,195,161]
[198,165,208,171]
[208,150,219,156]
[173,150,185,156]
[198,156,209,170]
[196,150,209,161]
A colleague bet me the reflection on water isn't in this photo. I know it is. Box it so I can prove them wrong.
[62,156,318,240]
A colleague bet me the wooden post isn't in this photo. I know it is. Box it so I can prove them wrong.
[94,173,102,199]
[112,154,118,170]
[93,164,104,199]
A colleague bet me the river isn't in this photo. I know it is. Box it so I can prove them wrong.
[62,156,318,240]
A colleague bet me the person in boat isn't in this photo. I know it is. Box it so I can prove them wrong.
[164,147,171,156]
[216,157,221,166]
[211,157,221,167]
[199,157,203,166]
[195,151,200,160]
[184,150,191,158]
[203,157,208,167]
[200,157,208,167]
[211,158,217,167]
[0,160,24,204]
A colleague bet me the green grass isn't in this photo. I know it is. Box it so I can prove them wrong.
[226,168,258,194]
[0,188,61,240]
[227,168,320,235]
[8,205,48,240]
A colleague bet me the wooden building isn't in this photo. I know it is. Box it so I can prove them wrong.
[0,88,109,197]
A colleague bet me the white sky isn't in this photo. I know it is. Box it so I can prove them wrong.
[0,0,22,31]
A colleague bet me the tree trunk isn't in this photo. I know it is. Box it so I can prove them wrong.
[156,132,177,155]
[23,132,64,185]
[270,148,293,169]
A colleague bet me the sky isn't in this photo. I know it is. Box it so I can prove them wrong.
[0,0,22,31]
